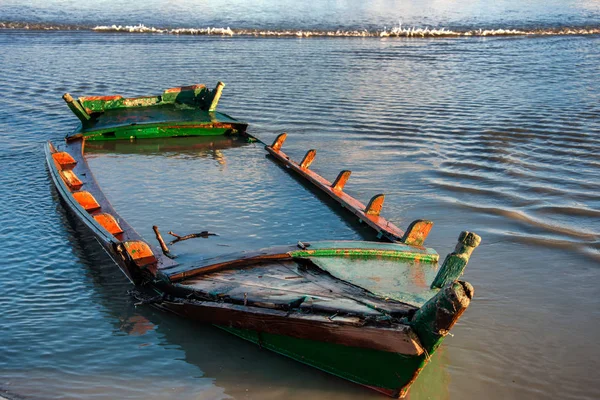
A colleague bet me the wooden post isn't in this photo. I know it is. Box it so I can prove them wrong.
[270,133,287,152]
[430,231,481,289]
[331,170,351,191]
[412,281,473,352]
[152,225,171,256]
[208,81,225,112]
[365,194,385,216]
[401,220,434,246]
[63,93,91,123]
[300,149,316,169]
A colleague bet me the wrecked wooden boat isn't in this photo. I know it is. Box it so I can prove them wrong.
[45,133,480,398]
[62,82,248,141]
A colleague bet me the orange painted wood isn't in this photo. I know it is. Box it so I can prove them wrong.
[331,170,351,191]
[164,84,206,93]
[123,241,157,267]
[271,132,287,151]
[93,213,124,235]
[365,194,385,216]
[52,152,77,170]
[265,145,405,242]
[73,191,101,212]
[300,149,316,169]
[401,220,434,247]
[60,169,83,190]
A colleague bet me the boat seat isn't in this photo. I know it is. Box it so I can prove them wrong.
[52,152,77,170]
[73,191,101,212]
[93,213,124,236]
[59,169,83,190]
[123,241,157,267]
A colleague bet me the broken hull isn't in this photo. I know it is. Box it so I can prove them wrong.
[45,134,479,398]
[63,82,248,141]
[220,326,426,397]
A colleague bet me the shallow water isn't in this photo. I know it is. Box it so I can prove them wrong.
[1,3,600,400]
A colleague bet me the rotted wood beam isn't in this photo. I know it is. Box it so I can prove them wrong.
[430,231,481,289]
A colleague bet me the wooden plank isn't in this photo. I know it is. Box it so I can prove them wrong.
[265,143,404,242]
[160,298,424,355]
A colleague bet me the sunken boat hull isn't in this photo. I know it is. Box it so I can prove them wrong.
[45,133,480,398]
[63,82,248,141]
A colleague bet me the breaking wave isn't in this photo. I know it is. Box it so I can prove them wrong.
[2,21,600,38]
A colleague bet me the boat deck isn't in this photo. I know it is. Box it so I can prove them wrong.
[176,259,418,317]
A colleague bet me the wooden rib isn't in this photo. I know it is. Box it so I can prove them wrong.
[300,149,316,169]
[93,213,124,236]
[365,194,385,216]
[331,170,351,191]
[52,152,77,170]
[72,191,101,212]
[265,145,404,242]
[401,220,434,247]
[123,241,157,267]
[271,133,287,152]
[59,169,83,190]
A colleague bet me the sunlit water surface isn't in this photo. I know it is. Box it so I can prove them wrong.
[0,8,599,400]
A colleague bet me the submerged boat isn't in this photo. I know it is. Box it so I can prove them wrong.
[45,127,480,398]
[62,82,248,141]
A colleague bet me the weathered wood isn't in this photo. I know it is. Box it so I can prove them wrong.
[123,241,157,268]
[72,191,101,212]
[271,132,287,151]
[59,169,83,190]
[365,194,385,216]
[94,213,124,236]
[152,225,171,256]
[453,231,482,257]
[401,220,434,247]
[208,81,225,112]
[62,93,91,123]
[300,149,317,169]
[430,231,481,289]
[331,170,351,191]
[167,230,217,244]
[160,299,424,355]
[52,152,77,170]
[63,83,248,141]
[411,281,473,352]
[169,252,294,282]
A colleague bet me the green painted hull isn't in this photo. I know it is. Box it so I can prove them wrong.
[217,325,429,397]
[63,83,248,141]
[82,124,234,141]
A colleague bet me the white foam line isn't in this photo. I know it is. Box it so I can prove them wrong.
[76,23,600,38]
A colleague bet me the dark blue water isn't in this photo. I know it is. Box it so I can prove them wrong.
[1,2,599,400]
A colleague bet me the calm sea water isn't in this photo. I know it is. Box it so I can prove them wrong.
[1,1,599,400]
